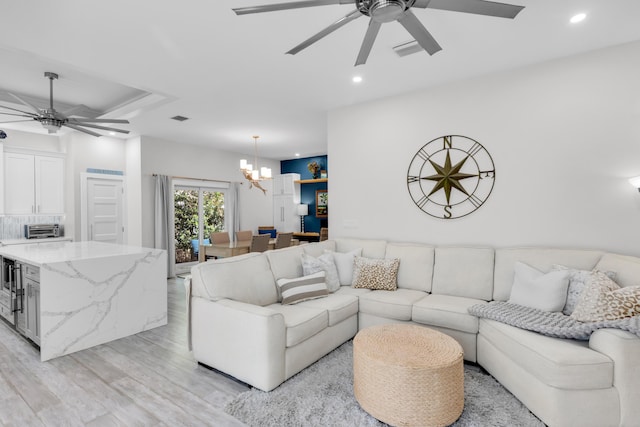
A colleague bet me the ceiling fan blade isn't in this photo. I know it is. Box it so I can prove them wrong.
[287,9,362,55]
[397,10,442,55]
[0,119,35,124]
[68,117,130,124]
[414,0,524,18]
[355,19,382,66]
[67,122,130,134]
[0,103,39,117]
[0,111,36,118]
[64,123,102,138]
[7,93,42,115]
[233,0,348,15]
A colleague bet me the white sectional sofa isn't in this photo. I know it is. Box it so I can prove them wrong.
[188,238,640,427]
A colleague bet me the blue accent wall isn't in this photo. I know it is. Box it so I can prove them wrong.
[281,156,328,233]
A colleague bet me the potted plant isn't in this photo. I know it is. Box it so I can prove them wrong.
[307,161,321,179]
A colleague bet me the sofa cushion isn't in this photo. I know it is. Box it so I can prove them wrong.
[277,272,329,305]
[479,318,613,390]
[431,247,494,300]
[298,293,359,326]
[266,245,305,282]
[301,252,340,292]
[335,238,387,259]
[302,240,336,257]
[508,262,569,312]
[335,286,372,297]
[266,304,328,347]
[190,253,278,306]
[595,253,640,288]
[412,294,486,334]
[358,289,426,321]
[494,248,603,302]
[385,243,435,292]
[352,257,400,291]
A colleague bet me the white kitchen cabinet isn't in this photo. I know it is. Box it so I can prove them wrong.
[273,173,300,196]
[274,194,301,233]
[4,152,64,215]
[273,174,301,233]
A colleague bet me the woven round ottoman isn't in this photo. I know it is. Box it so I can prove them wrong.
[353,324,464,427]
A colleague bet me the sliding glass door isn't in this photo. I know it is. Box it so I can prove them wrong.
[174,183,226,273]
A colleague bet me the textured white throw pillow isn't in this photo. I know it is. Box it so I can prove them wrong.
[301,252,340,292]
[508,262,570,312]
[325,248,362,286]
[552,264,617,316]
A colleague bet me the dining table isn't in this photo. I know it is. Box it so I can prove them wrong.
[198,238,298,262]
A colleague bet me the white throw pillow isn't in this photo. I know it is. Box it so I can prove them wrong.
[508,262,570,312]
[325,248,362,286]
[301,252,340,292]
[276,271,328,305]
[552,264,617,316]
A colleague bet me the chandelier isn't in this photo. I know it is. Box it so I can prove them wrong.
[240,135,272,194]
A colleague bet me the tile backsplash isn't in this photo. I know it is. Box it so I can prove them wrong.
[1,216,63,240]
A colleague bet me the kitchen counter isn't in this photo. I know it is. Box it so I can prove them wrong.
[0,241,167,361]
[0,240,154,266]
[0,237,73,246]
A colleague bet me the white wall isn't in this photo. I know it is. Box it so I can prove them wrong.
[139,136,278,248]
[328,40,640,256]
[125,137,142,246]
[63,132,127,241]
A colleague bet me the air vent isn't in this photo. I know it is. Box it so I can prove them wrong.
[171,115,189,122]
[393,40,422,57]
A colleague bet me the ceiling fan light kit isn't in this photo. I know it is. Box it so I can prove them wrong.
[0,71,130,137]
[233,0,524,66]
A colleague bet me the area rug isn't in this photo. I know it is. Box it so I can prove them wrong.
[224,341,544,427]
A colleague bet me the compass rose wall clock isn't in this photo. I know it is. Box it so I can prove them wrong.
[407,135,495,219]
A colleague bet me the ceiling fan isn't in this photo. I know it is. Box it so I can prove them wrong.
[233,0,525,66]
[0,71,130,137]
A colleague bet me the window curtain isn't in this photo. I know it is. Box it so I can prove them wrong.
[154,174,175,278]
[228,182,241,242]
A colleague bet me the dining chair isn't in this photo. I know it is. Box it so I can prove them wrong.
[320,227,329,241]
[236,230,253,242]
[258,225,277,238]
[274,232,293,249]
[250,234,270,253]
[191,238,211,260]
[211,231,230,244]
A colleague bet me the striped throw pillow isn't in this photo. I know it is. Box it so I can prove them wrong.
[277,271,328,305]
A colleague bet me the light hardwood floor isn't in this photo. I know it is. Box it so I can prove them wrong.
[0,278,248,426]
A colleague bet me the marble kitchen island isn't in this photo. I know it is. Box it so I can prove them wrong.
[0,241,167,361]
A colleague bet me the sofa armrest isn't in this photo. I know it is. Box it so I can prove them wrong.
[589,329,640,427]
[191,296,286,391]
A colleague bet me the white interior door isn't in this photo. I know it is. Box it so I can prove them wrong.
[87,177,124,244]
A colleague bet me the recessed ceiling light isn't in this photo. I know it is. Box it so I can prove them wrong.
[352,76,363,83]
[109,131,116,136]
[295,153,300,157]
[570,13,586,24]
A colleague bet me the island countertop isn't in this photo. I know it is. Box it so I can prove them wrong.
[0,241,159,266]
[0,240,168,361]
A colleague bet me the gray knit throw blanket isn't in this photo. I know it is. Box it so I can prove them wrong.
[469,302,640,340]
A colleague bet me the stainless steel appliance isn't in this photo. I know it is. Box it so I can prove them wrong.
[0,257,21,326]
[24,223,61,239]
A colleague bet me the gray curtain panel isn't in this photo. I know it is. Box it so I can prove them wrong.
[154,174,175,277]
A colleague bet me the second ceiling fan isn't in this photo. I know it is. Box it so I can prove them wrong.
[234,0,525,66]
